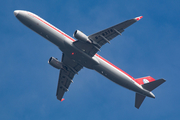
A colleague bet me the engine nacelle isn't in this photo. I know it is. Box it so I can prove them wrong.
[48,57,63,69]
[73,30,91,43]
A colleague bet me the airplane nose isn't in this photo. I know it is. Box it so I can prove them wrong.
[14,10,20,16]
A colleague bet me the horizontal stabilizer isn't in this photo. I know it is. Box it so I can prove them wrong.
[142,79,166,91]
[135,93,146,109]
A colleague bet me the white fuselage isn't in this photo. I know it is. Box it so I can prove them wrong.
[14,10,154,98]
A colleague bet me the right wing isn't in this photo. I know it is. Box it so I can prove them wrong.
[73,16,143,57]
[56,53,83,101]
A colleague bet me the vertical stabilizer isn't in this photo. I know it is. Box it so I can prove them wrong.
[134,76,155,85]
[135,93,146,109]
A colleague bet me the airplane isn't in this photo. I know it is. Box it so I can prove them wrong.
[14,10,165,109]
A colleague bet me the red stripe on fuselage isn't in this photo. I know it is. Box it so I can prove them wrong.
[28,12,75,42]
[29,12,134,80]
[95,54,134,80]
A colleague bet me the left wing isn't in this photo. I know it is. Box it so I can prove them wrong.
[73,16,143,57]
[56,53,83,101]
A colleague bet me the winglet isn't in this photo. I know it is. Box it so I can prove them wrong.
[135,16,143,21]
[61,98,65,102]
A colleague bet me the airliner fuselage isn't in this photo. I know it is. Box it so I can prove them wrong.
[14,10,165,108]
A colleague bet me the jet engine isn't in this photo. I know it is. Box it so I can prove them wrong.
[73,30,91,43]
[48,57,63,69]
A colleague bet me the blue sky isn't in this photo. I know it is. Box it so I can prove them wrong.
[1,0,180,119]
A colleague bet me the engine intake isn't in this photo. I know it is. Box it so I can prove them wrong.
[73,30,91,43]
[48,57,63,69]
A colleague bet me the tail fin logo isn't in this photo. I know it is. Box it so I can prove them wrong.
[143,79,149,84]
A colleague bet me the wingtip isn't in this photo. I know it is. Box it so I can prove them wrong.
[135,16,143,21]
[61,98,65,102]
